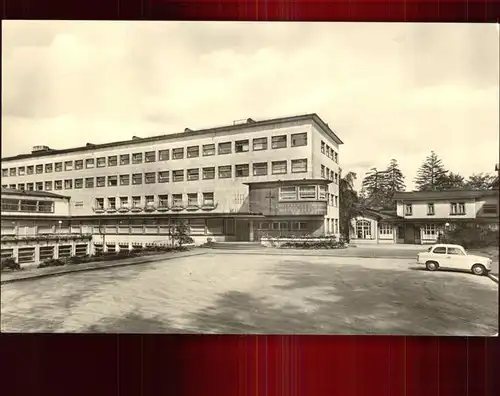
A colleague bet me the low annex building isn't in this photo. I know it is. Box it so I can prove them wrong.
[350,189,499,245]
[1,188,92,266]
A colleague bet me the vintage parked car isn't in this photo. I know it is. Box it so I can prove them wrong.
[416,244,492,276]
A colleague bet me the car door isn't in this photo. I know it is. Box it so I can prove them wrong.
[446,247,468,270]
[431,246,447,267]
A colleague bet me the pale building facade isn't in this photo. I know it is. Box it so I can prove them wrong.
[350,189,499,245]
[1,188,92,267]
[1,114,342,251]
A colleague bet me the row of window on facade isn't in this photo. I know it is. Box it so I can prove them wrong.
[1,199,55,213]
[94,193,215,210]
[2,133,318,177]
[2,218,235,237]
[355,220,442,240]
[1,245,89,264]
[320,165,340,183]
[320,141,339,163]
[279,185,338,205]
[2,160,309,192]
[404,202,497,216]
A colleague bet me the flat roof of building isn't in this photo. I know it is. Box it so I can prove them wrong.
[393,189,499,201]
[1,113,343,162]
[1,188,70,200]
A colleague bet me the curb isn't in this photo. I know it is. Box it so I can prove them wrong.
[488,273,499,284]
[0,251,207,285]
[207,250,413,260]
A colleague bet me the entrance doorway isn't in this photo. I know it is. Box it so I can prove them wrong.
[234,220,250,241]
[403,225,421,244]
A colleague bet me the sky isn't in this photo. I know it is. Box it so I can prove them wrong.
[2,21,499,191]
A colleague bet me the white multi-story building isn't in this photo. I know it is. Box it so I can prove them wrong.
[1,114,343,251]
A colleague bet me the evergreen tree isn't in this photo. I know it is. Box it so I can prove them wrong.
[465,173,496,190]
[414,151,449,191]
[385,158,406,193]
[441,172,465,189]
[361,168,389,209]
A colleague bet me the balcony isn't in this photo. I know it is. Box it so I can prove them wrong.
[118,206,130,213]
[1,233,92,243]
[157,204,169,212]
[93,207,105,214]
[144,204,157,212]
[130,206,143,213]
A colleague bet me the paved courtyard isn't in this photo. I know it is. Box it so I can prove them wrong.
[1,253,497,335]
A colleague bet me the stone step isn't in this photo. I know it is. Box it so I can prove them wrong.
[210,242,264,250]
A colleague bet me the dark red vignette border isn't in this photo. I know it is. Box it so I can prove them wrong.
[2,1,499,395]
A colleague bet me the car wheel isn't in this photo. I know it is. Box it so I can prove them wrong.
[471,264,486,276]
[426,261,439,271]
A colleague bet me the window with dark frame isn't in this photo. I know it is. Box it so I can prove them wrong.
[97,157,106,168]
[298,185,316,199]
[253,137,268,151]
[203,144,216,156]
[85,159,94,169]
[120,154,130,165]
[159,149,169,161]
[27,166,34,175]
[271,135,287,149]
[108,156,118,166]
[173,170,184,182]
[145,151,156,163]
[450,202,466,215]
[45,181,53,191]
[291,159,307,173]
[36,165,43,174]
[132,153,143,164]
[218,142,232,155]
[235,140,249,153]
[203,167,215,180]
[18,167,25,176]
[405,204,413,216]
[235,164,249,177]
[96,177,105,187]
[132,173,143,185]
[187,193,198,207]
[271,161,287,175]
[119,174,130,186]
[218,166,232,178]
[187,169,199,181]
[75,179,84,189]
[291,133,307,147]
[427,203,435,215]
[279,186,297,201]
[203,192,214,206]
[75,160,84,170]
[172,148,184,160]
[158,171,169,183]
[145,172,156,184]
[253,162,268,176]
[108,176,118,187]
[85,178,94,188]
[54,181,63,190]
[64,161,73,171]
[187,146,199,158]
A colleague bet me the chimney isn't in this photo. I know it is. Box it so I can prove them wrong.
[132,136,141,140]
[184,128,193,133]
[246,118,256,124]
